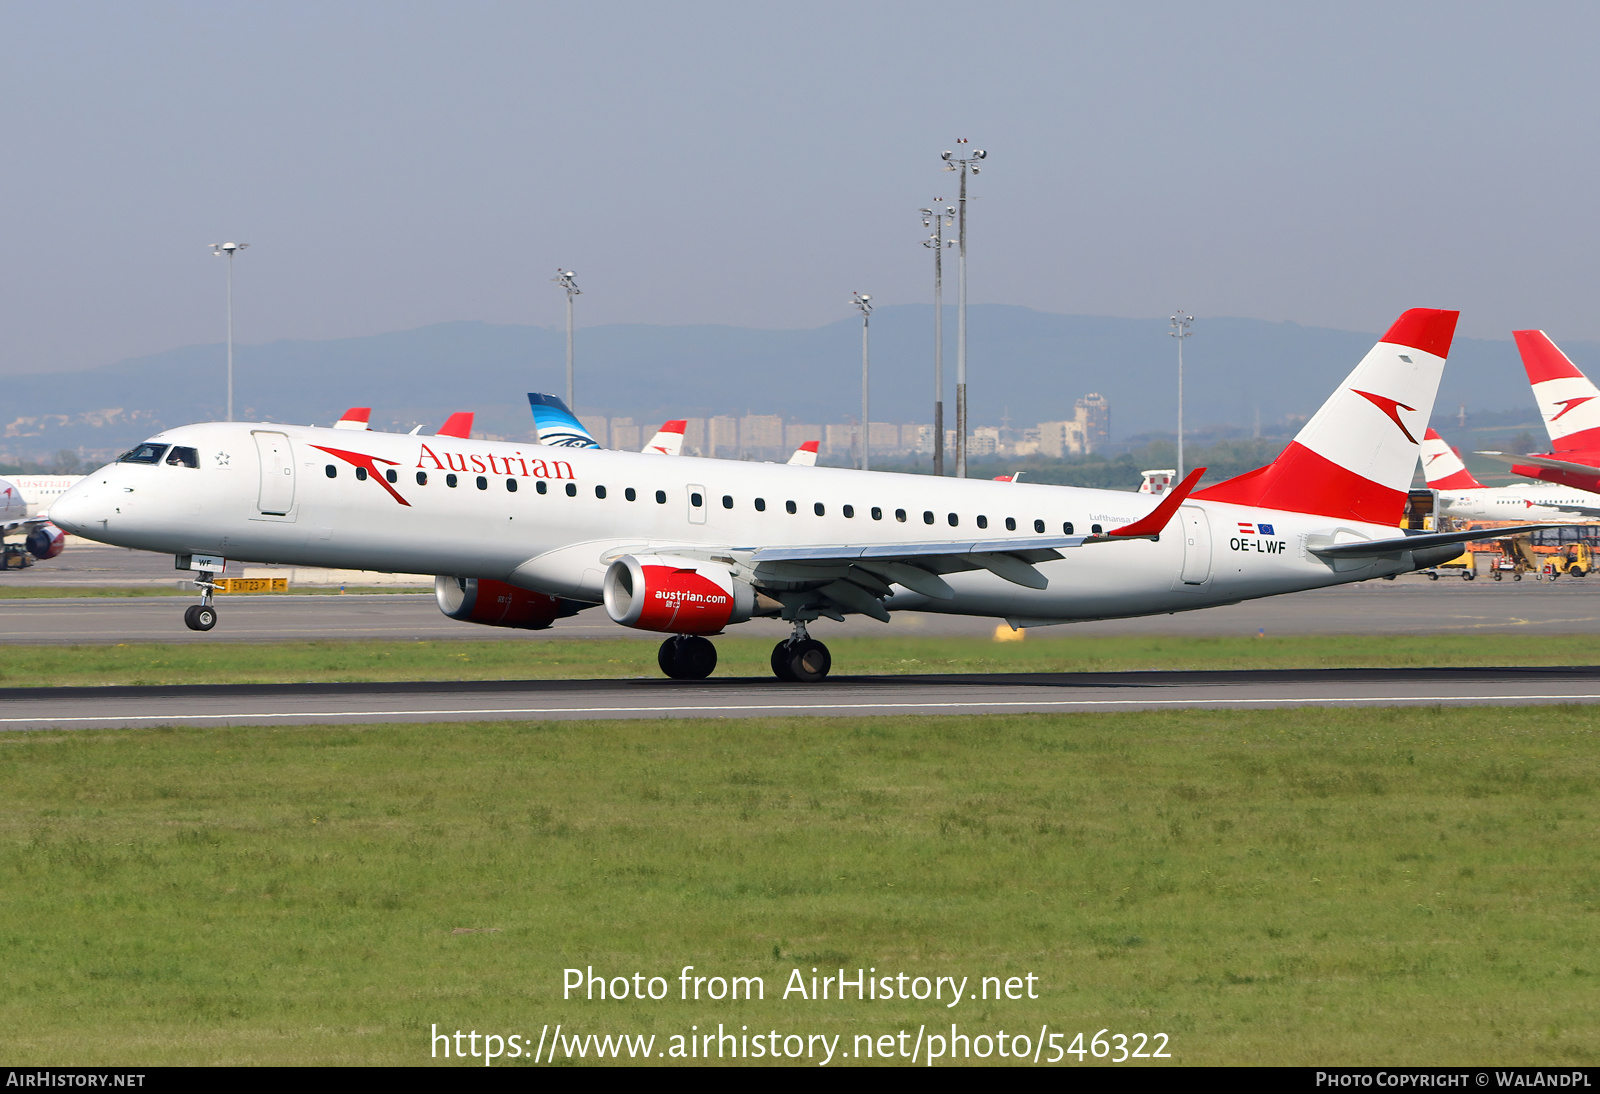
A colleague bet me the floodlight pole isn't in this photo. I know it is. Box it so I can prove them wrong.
[554,270,581,407]
[942,142,986,478]
[1170,311,1194,479]
[210,242,249,421]
[922,203,954,475]
[853,292,873,471]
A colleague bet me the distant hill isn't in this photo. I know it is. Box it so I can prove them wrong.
[1,305,1580,459]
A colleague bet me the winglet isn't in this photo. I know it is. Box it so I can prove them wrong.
[1110,467,1205,539]
[437,412,474,439]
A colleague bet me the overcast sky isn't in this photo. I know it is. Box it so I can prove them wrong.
[4,1,1600,376]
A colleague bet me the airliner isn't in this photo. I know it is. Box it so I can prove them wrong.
[0,474,76,567]
[1422,428,1600,520]
[50,309,1545,681]
[1478,330,1600,492]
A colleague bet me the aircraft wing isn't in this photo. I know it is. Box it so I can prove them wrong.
[727,469,1205,617]
[1475,451,1600,477]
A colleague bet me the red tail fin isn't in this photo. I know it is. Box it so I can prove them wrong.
[437,412,474,439]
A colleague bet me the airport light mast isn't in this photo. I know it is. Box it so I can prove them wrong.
[553,269,581,408]
[1170,310,1194,479]
[942,142,986,478]
[853,291,873,471]
[921,203,954,475]
[209,241,249,422]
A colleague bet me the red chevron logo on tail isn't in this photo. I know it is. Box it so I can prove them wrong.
[1352,389,1419,444]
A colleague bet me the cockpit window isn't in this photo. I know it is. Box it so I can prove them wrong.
[118,443,169,464]
[165,446,200,468]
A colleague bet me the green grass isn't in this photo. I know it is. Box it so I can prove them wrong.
[1,707,1596,1065]
[2,633,1600,688]
[0,586,427,599]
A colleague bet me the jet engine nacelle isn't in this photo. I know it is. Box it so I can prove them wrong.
[603,554,754,635]
[434,576,577,630]
[25,524,65,560]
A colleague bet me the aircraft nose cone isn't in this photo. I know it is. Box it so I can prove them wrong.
[48,483,98,536]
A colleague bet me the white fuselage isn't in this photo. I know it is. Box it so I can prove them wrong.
[1434,482,1600,521]
[49,422,1417,626]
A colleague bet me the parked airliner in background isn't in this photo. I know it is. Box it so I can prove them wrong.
[50,308,1547,681]
[1422,428,1600,520]
[0,474,78,567]
[1479,330,1600,493]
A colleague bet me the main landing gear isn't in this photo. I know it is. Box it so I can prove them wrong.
[770,621,832,683]
[184,569,219,631]
[658,634,717,679]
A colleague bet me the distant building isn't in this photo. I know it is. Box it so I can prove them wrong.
[740,414,784,456]
[609,417,640,450]
[1077,393,1110,452]
[786,423,821,451]
[576,415,609,446]
[823,423,855,458]
[708,415,739,457]
[970,426,1001,457]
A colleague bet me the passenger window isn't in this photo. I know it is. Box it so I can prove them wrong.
[843,505,854,518]
[814,503,825,516]
[476,476,488,490]
[566,483,578,497]
[506,478,518,492]
[1005,517,1016,531]
[1033,519,1045,533]
[722,495,734,509]
[326,465,337,479]
[416,471,427,486]
[895,509,907,522]
[923,511,935,525]
[786,500,797,514]
[1063,521,1074,534]
[596,485,607,499]
[1092,523,1103,534]
[117,443,168,464]
[976,515,987,529]
[947,513,958,527]
[536,480,547,494]
[755,498,766,512]
[691,492,703,507]
[625,487,637,501]
[356,467,369,481]
[871,507,882,520]
[447,474,458,488]
[166,446,200,468]
[386,469,398,483]
[655,490,667,504]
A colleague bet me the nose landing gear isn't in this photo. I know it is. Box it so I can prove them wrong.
[658,634,717,679]
[184,569,219,631]
[770,621,832,683]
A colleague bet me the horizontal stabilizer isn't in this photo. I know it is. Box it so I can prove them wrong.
[1310,523,1562,559]
[1476,451,1600,477]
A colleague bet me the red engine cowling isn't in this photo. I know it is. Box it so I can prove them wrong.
[25,524,65,560]
[435,576,577,630]
[603,554,753,635]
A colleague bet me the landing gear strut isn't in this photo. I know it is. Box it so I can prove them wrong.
[770,621,831,683]
[658,634,717,679]
[184,569,219,631]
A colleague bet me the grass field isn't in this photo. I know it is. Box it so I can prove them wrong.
[1,706,1595,1066]
[3,633,1600,688]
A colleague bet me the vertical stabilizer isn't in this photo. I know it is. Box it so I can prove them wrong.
[1420,428,1484,489]
[527,393,602,449]
[334,408,372,431]
[642,420,687,455]
[1193,308,1458,524]
[1512,330,1600,453]
[436,412,474,439]
[787,440,820,466]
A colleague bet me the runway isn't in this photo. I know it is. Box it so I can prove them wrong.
[5,665,1599,730]
[5,545,1600,643]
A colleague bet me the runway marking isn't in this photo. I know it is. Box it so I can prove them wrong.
[4,692,1600,725]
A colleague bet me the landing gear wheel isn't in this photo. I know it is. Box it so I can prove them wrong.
[658,634,717,680]
[776,638,831,683]
[1464,571,1476,580]
[770,641,799,682]
[184,604,217,631]
[1428,572,1439,581]
[1492,571,1502,581]
[1514,572,1523,581]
